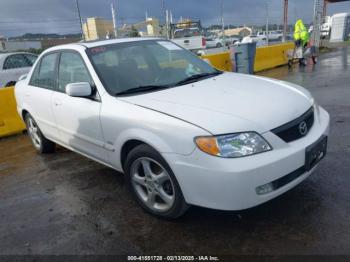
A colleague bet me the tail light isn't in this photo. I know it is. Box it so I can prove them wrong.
[202,37,206,47]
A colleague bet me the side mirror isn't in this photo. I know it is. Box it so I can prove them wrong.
[65,82,92,97]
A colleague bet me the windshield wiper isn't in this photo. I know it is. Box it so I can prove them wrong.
[115,85,170,96]
[173,71,223,86]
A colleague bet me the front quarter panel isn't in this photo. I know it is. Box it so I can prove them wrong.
[100,95,210,171]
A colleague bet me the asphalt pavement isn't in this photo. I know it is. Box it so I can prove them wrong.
[0,47,349,256]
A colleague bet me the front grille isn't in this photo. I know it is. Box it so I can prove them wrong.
[271,107,314,142]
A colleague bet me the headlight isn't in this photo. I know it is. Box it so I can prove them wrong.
[195,132,272,158]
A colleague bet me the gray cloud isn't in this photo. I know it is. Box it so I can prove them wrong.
[0,0,349,37]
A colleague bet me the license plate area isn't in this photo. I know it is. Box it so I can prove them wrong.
[305,135,328,171]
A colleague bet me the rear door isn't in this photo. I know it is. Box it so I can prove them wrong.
[51,50,108,162]
[26,52,60,141]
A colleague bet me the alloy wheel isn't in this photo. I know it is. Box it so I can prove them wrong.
[130,157,175,212]
[27,117,41,149]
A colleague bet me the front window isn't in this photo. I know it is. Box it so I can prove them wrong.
[87,40,219,95]
[58,52,92,92]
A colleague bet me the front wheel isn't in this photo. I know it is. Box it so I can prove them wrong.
[25,114,55,154]
[125,144,189,219]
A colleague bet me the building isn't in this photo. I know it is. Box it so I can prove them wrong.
[83,17,115,41]
[223,27,252,37]
[83,17,161,40]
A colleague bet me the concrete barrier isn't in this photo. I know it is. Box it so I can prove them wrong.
[0,86,26,138]
[201,52,233,72]
[201,42,294,73]
[254,42,295,72]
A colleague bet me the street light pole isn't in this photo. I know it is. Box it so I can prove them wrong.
[75,0,85,41]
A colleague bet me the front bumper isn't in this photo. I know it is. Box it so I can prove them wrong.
[162,106,330,210]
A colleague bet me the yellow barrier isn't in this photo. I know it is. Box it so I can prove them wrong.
[201,42,294,73]
[254,42,295,72]
[201,52,232,72]
[0,86,26,138]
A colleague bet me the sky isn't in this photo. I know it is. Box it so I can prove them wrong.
[0,0,349,37]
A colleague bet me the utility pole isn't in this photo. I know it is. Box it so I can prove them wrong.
[111,2,118,38]
[283,0,288,42]
[221,0,225,50]
[312,0,323,48]
[265,0,269,45]
[165,9,170,39]
[323,0,328,17]
[75,0,85,41]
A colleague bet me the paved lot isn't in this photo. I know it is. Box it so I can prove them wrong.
[0,47,349,256]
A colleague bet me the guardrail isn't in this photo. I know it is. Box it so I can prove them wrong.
[0,86,26,138]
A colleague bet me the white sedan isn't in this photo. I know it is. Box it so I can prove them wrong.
[0,52,37,87]
[15,38,330,218]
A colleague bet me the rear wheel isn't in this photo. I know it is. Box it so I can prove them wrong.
[25,114,55,154]
[216,43,222,48]
[125,144,189,219]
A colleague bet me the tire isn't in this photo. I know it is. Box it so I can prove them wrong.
[25,113,55,154]
[288,60,293,68]
[124,144,189,219]
[216,43,222,48]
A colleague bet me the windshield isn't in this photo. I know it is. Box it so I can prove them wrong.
[87,40,218,95]
[174,28,201,38]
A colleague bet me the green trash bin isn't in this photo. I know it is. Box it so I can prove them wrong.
[234,42,257,74]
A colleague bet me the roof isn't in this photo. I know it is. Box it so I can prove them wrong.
[0,52,37,58]
[79,37,162,48]
[43,37,165,54]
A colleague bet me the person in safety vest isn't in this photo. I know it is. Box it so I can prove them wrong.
[294,19,309,47]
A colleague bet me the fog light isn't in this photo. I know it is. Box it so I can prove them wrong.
[256,183,274,195]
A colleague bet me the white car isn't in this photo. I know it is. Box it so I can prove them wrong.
[0,52,37,87]
[239,35,268,47]
[257,31,283,41]
[205,37,221,48]
[15,38,330,218]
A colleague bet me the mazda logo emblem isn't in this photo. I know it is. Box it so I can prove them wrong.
[299,121,308,136]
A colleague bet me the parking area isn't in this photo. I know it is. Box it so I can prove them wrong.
[0,47,349,256]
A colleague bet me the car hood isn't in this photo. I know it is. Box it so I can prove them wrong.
[119,72,314,135]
